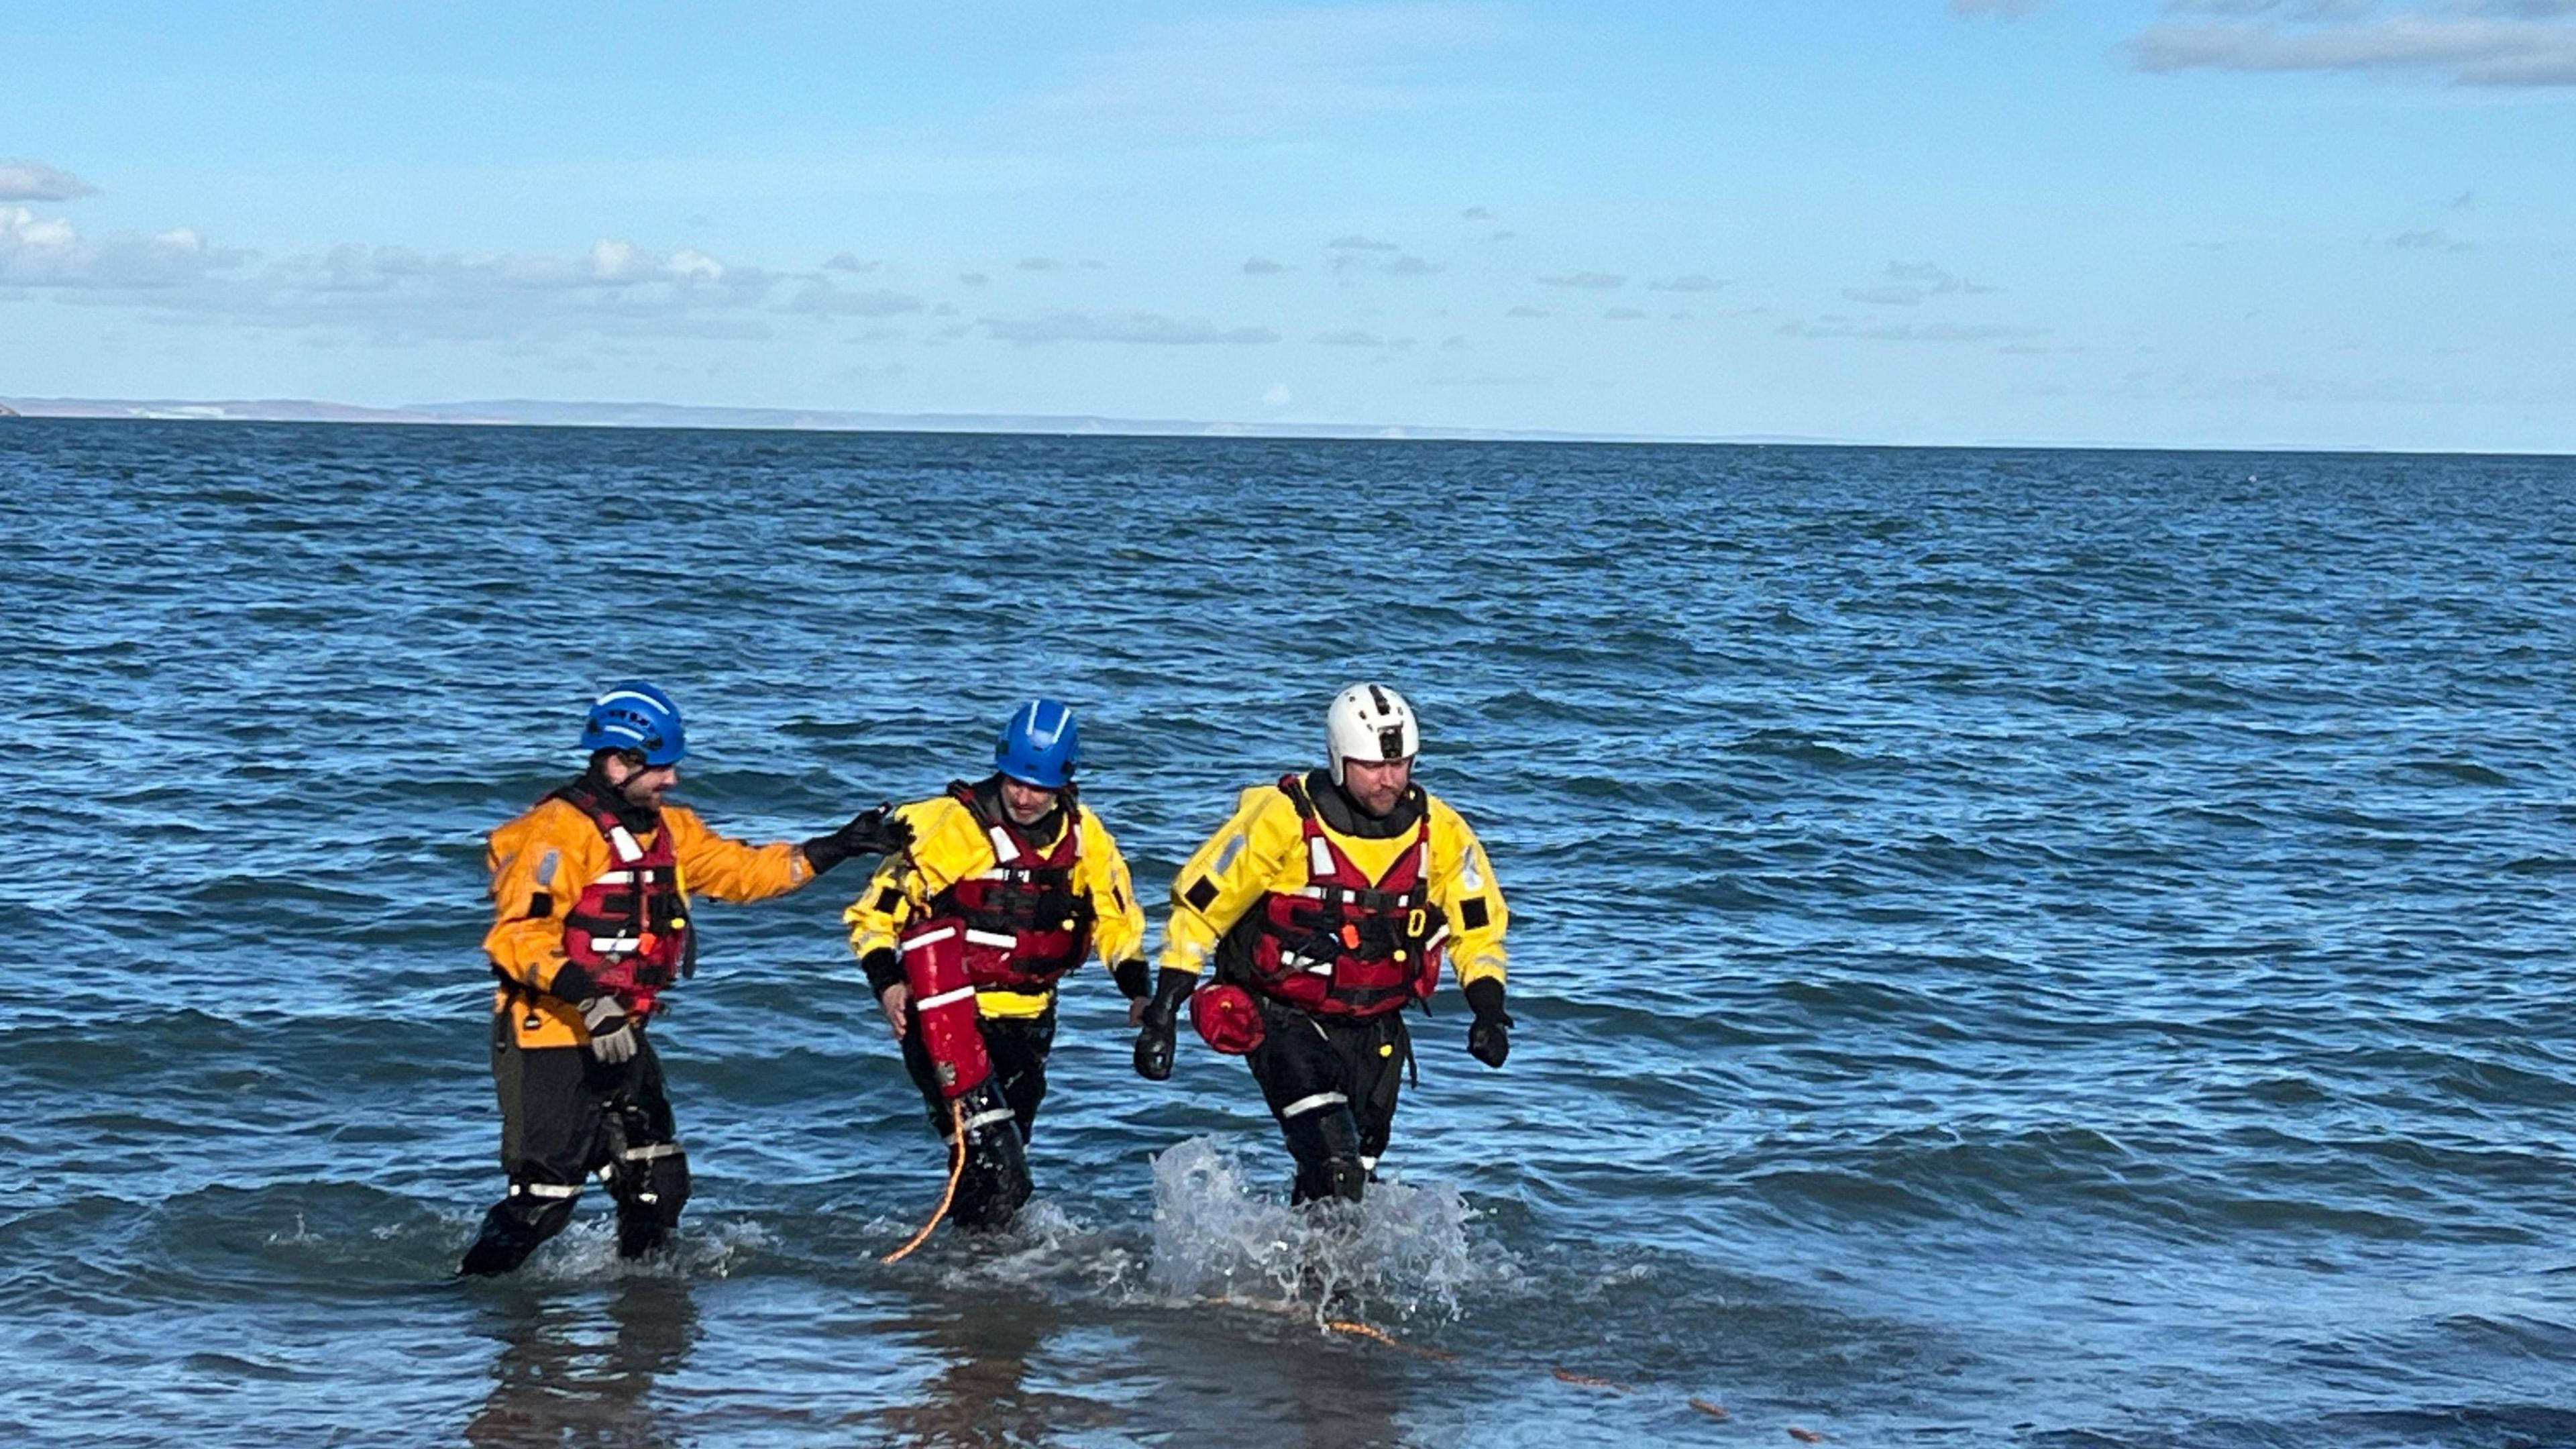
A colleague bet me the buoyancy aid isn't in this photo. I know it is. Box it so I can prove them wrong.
[1224,774,1446,1018]
[551,779,694,1016]
[924,781,1095,991]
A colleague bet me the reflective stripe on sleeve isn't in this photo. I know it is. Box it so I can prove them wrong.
[620,1142,685,1162]
[962,1107,1018,1133]
[513,1181,582,1199]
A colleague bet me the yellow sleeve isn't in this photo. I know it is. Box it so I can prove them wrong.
[1075,813,1147,967]
[663,806,814,904]
[1427,798,1508,988]
[1157,786,1304,977]
[841,796,981,960]
[480,804,596,998]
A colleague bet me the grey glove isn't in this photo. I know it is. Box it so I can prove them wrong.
[580,996,639,1065]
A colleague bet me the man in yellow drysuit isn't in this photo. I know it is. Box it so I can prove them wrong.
[845,699,1148,1230]
[1132,683,1511,1203]
[460,682,910,1275]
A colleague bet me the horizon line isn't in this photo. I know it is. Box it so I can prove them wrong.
[2,394,2568,460]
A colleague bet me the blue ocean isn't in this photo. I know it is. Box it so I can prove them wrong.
[3,419,2571,1447]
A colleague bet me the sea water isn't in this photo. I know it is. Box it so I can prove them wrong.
[3,419,2571,1446]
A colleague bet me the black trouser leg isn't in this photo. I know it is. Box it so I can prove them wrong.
[1246,1004,1407,1206]
[462,1016,690,1275]
[462,1015,596,1276]
[600,1038,689,1260]
[898,1001,1050,1231]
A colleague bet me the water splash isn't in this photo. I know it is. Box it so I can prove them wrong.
[1144,1135,1505,1325]
[522,1216,772,1283]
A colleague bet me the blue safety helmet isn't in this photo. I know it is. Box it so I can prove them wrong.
[994,698,1079,788]
[580,681,688,767]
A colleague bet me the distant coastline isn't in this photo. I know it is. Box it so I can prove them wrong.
[0,394,1804,447]
[1,395,2561,455]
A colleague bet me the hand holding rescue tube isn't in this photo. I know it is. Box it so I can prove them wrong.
[1464,977,1512,1069]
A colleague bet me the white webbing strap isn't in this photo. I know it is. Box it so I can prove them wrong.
[607,826,643,863]
[902,924,959,952]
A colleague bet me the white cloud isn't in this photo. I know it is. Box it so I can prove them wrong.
[1779,316,2046,342]
[824,253,879,272]
[2133,6,2576,85]
[1536,271,1625,288]
[0,158,96,202]
[1243,256,1289,274]
[4,212,801,343]
[1840,260,1997,305]
[983,310,1280,345]
[783,280,927,316]
[1263,382,1294,406]
[2389,227,2475,250]
[0,206,244,288]
[1649,274,1726,292]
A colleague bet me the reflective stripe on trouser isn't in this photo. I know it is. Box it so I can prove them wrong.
[464,1010,689,1274]
[1245,1001,1407,1205]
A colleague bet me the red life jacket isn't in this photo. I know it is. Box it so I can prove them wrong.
[922,782,1095,993]
[1229,774,1445,1018]
[551,782,692,1016]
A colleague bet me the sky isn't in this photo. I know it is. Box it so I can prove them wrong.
[3,1,2571,451]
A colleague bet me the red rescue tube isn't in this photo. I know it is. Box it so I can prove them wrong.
[1190,981,1266,1055]
[900,922,992,1097]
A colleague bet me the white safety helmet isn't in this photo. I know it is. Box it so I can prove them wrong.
[1326,683,1419,786]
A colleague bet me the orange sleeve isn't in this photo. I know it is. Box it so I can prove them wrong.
[663,806,816,904]
[482,802,600,998]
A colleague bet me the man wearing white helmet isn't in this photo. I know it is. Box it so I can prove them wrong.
[1133,684,1511,1204]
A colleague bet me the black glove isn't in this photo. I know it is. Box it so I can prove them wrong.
[1110,958,1152,1002]
[802,804,912,875]
[1464,977,1511,1069]
[1132,969,1192,1081]
[858,947,906,1000]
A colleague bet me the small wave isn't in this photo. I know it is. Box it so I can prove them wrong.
[1143,1135,1512,1326]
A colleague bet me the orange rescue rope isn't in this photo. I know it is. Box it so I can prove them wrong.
[880,1098,967,1265]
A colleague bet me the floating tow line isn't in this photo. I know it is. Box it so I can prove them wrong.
[1324,1319,1456,1360]
[881,1099,967,1265]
